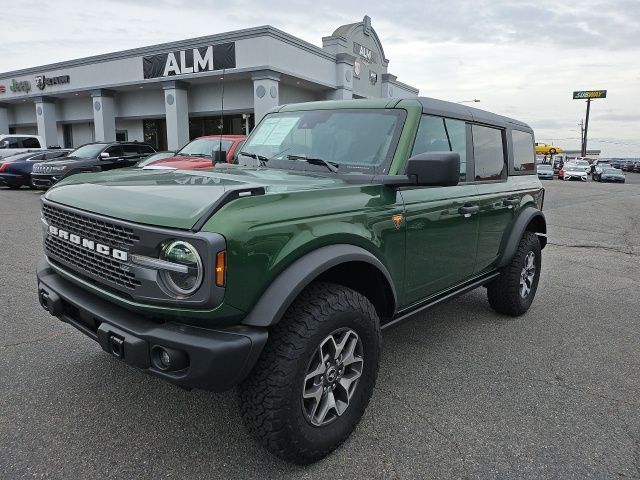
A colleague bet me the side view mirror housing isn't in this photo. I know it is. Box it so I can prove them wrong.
[99,152,110,159]
[379,152,460,188]
[213,150,227,164]
[406,152,460,187]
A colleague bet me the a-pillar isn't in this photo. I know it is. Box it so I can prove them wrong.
[252,70,280,124]
[0,104,9,134]
[163,81,189,151]
[34,97,58,147]
[326,53,354,100]
[91,89,116,142]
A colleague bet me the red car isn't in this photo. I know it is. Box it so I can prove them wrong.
[145,135,246,170]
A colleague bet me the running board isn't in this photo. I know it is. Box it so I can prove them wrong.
[381,271,500,331]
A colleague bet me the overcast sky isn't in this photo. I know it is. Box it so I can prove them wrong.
[3,0,639,156]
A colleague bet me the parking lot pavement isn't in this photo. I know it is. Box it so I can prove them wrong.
[1,176,640,479]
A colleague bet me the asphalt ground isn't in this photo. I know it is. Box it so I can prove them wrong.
[1,173,639,479]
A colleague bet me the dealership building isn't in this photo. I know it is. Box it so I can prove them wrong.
[0,16,418,151]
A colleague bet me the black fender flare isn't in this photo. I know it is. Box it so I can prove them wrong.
[497,207,547,268]
[241,244,397,328]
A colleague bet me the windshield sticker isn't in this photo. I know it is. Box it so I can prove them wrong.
[251,117,298,146]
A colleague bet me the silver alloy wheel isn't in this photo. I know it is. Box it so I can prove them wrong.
[302,328,364,427]
[520,251,536,298]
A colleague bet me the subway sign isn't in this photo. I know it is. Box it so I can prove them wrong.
[573,90,607,99]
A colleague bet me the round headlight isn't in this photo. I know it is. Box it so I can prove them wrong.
[159,240,203,296]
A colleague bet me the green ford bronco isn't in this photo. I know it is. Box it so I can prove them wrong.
[36,97,546,464]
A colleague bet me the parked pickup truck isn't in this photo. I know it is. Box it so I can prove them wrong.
[0,134,47,159]
[36,97,546,464]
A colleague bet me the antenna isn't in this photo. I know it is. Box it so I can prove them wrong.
[219,68,225,159]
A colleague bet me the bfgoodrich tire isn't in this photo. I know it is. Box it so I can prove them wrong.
[487,232,541,316]
[239,282,381,464]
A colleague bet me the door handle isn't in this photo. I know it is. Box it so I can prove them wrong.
[458,205,480,217]
[503,197,520,207]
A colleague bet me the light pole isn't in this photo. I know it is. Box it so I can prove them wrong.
[456,99,480,104]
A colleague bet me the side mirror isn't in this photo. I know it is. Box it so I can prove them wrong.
[213,150,227,164]
[99,152,110,159]
[405,152,460,187]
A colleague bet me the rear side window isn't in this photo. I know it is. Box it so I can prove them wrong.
[512,130,535,172]
[122,144,139,156]
[138,145,155,154]
[412,115,467,181]
[105,145,124,157]
[44,151,68,160]
[472,125,506,181]
[22,137,41,148]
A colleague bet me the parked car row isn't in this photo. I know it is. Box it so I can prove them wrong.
[0,134,247,190]
[537,159,627,184]
[0,149,72,188]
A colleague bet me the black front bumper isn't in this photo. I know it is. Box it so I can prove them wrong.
[36,258,268,391]
[31,173,57,188]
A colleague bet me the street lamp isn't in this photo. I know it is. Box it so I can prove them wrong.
[456,99,480,104]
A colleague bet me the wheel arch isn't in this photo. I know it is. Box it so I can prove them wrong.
[497,207,547,268]
[241,244,397,328]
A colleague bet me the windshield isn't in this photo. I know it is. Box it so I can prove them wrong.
[603,168,621,174]
[68,144,106,159]
[566,164,582,170]
[240,109,407,174]
[538,164,552,170]
[575,160,589,165]
[177,138,232,157]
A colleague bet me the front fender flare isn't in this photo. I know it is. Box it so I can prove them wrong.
[241,244,397,328]
[497,207,547,268]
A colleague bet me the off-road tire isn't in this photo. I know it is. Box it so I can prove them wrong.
[239,281,381,464]
[487,232,541,316]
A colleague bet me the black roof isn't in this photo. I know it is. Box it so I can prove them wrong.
[415,97,532,131]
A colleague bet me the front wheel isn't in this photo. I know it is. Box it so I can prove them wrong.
[487,232,541,316]
[239,282,381,464]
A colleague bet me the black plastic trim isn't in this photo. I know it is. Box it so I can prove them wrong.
[242,244,398,328]
[382,271,500,331]
[37,258,267,392]
[497,206,547,268]
[191,186,265,231]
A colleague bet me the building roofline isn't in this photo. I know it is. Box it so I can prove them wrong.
[0,25,337,78]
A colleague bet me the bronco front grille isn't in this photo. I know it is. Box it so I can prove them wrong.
[45,235,141,290]
[43,203,141,290]
[42,204,139,247]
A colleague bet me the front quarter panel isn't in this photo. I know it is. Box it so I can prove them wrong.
[201,184,407,315]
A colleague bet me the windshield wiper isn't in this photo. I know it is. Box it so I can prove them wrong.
[287,154,339,173]
[239,151,270,166]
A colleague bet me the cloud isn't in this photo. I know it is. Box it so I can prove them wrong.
[0,0,638,156]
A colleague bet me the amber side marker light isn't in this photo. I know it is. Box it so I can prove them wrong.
[215,251,226,286]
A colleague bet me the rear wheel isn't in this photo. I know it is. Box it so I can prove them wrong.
[487,232,541,316]
[7,184,20,190]
[239,282,381,464]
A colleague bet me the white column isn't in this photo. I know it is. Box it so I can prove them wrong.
[0,104,9,134]
[34,97,58,147]
[326,53,354,101]
[163,81,189,151]
[252,70,280,124]
[91,90,116,142]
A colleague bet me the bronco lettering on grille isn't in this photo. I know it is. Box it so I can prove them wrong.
[48,225,128,261]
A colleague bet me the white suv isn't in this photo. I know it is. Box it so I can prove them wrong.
[0,135,46,159]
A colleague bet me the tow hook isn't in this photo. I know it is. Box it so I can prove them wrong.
[109,334,125,359]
